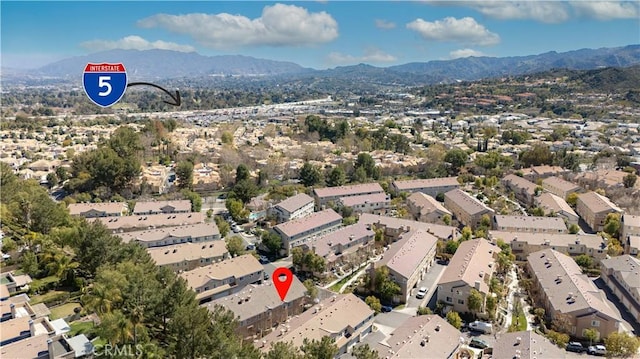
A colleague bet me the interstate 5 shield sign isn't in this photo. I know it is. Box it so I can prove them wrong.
[83,63,127,107]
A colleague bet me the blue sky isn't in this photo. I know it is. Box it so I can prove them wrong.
[2,1,639,69]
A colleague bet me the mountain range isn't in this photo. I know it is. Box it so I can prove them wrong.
[3,44,640,86]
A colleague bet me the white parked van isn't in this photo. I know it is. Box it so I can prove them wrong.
[468,321,493,334]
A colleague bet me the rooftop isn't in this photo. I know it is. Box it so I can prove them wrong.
[438,239,499,293]
[407,192,451,215]
[489,231,606,250]
[623,214,640,228]
[543,176,581,193]
[147,241,228,266]
[95,212,205,231]
[118,222,219,244]
[392,176,460,191]
[67,202,125,215]
[338,192,389,207]
[494,215,567,231]
[379,229,438,279]
[179,254,263,290]
[577,191,622,214]
[274,193,314,213]
[306,222,374,258]
[503,174,537,192]
[0,334,49,359]
[536,193,578,217]
[133,199,192,214]
[600,255,640,300]
[359,213,458,241]
[274,208,342,238]
[492,330,567,359]
[444,189,494,216]
[313,183,384,199]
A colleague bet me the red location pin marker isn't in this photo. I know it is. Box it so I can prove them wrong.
[272,267,293,301]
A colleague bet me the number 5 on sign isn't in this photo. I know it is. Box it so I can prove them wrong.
[83,63,127,107]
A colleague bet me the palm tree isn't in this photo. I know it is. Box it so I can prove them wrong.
[82,282,122,315]
[100,310,133,345]
[45,251,79,285]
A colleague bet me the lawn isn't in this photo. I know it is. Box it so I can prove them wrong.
[30,290,68,305]
[69,321,95,337]
[49,302,82,320]
[511,306,528,332]
[329,270,359,293]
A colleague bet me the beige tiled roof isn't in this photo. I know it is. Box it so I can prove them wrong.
[274,193,314,213]
[407,192,451,215]
[444,189,494,216]
[133,200,192,214]
[0,334,49,359]
[623,214,640,228]
[313,183,384,199]
[494,215,567,232]
[527,249,621,320]
[274,209,342,238]
[600,255,640,300]
[95,212,205,231]
[68,202,126,216]
[0,316,30,340]
[543,176,581,193]
[179,254,263,290]
[379,229,438,279]
[359,213,459,240]
[392,176,460,192]
[307,222,374,258]
[438,239,499,294]
[492,330,567,359]
[147,241,228,266]
[577,192,622,214]
[489,231,606,250]
[338,192,389,207]
[372,315,462,359]
[536,193,577,217]
[502,174,537,193]
[118,222,219,244]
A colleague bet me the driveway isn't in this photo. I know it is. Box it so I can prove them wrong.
[592,277,640,335]
[405,262,447,310]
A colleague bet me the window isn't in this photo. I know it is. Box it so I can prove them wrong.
[591,320,600,327]
[446,297,452,303]
[458,299,464,305]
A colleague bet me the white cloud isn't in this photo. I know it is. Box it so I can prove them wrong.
[327,48,398,65]
[137,3,338,49]
[449,48,486,59]
[570,1,639,20]
[81,35,195,52]
[406,17,500,46]
[375,19,396,29]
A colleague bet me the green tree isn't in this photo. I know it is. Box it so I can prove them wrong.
[546,330,570,348]
[226,198,248,222]
[365,296,382,314]
[326,167,346,187]
[445,240,459,254]
[460,226,472,241]
[604,332,640,358]
[235,164,250,184]
[351,344,379,359]
[299,162,322,187]
[444,149,468,175]
[46,172,59,188]
[266,342,302,359]
[181,189,202,212]
[262,231,283,255]
[221,131,233,145]
[467,289,484,316]
[226,236,245,257]
[485,295,497,319]
[442,214,451,225]
[584,328,599,346]
[569,223,580,234]
[303,279,318,300]
[301,336,338,359]
[446,311,462,329]
[55,166,69,182]
[417,306,433,316]
[355,152,380,179]
[175,161,194,190]
[574,254,593,269]
[231,179,259,204]
[374,266,401,302]
[520,143,554,167]
[214,215,230,237]
[566,192,579,207]
[623,173,637,188]
[603,212,621,239]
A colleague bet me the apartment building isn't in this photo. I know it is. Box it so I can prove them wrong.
[337,192,391,215]
[501,174,537,206]
[575,192,623,232]
[437,239,500,314]
[542,176,582,199]
[535,193,579,225]
[492,331,566,359]
[204,278,307,339]
[273,208,342,252]
[133,199,192,215]
[67,202,127,218]
[258,294,375,356]
[390,176,460,197]
[600,255,640,325]
[444,189,495,229]
[493,215,568,234]
[521,165,569,182]
[489,231,607,263]
[300,223,375,273]
[179,254,264,303]
[147,241,229,272]
[621,214,640,242]
[406,192,452,224]
[118,222,220,248]
[267,193,315,224]
[313,183,385,209]
[372,229,438,303]
[371,315,462,359]
[95,212,205,232]
[527,249,623,339]
[359,213,460,242]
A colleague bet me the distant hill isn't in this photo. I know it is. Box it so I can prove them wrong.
[34,49,310,80]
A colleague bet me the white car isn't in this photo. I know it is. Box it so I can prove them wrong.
[416,287,428,299]
[588,345,606,356]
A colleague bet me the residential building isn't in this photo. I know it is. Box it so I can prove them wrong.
[258,294,375,356]
[526,249,623,339]
[267,193,315,224]
[147,241,229,272]
[95,212,205,233]
[67,202,127,218]
[0,316,56,346]
[600,255,640,325]
[437,239,500,314]
[313,183,385,209]
[204,278,307,339]
[626,236,640,256]
[535,193,579,225]
[337,192,391,215]
[493,215,568,234]
[179,254,264,303]
[133,200,192,215]
[117,222,220,248]
[273,208,342,252]
[300,223,375,273]
[521,165,569,182]
[542,176,582,199]
[575,192,623,232]
[406,192,452,224]
[0,272,33,294]
[359,213,459,242]
[444,189,495,229]
[621,214,640,243]
[502,174,538,206]
[370,315,462,359]
[390,176,460,197]
[488,231,608,263]
[492,331,567,359]
[372,229,438,303]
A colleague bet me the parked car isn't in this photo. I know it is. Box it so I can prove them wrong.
[588,345,606,356]
[381,305,393,313]
[245,244,256,251]
[469,338,490,349]
[468,321,493,334]
[566,342,586,353]
[259,255,270,264]
[264,273,270,280]
[416,287,428,299]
